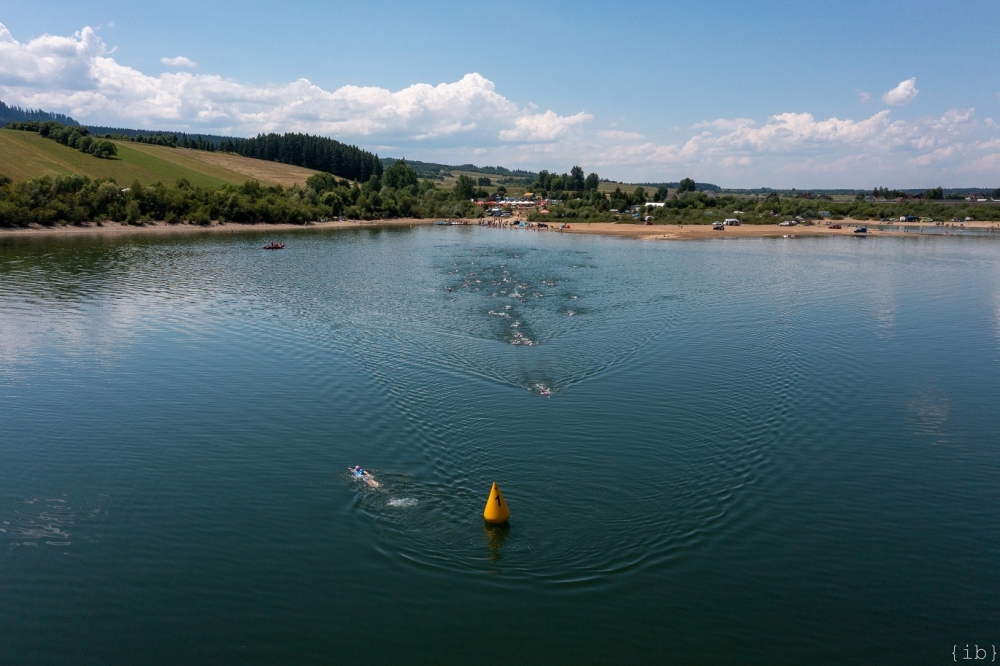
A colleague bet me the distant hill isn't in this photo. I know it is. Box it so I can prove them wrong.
[0,100,79,127]
[0,128,318,187]
[84,125,382,182]
[381,157,536,182]
[635,180,721,192]
[86,125,231,144]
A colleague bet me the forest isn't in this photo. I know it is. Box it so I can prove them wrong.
[217,133,382,183]
[0,101,79,127]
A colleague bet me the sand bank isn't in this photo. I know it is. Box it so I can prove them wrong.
[3,218,996,242]
[552,220,999,241]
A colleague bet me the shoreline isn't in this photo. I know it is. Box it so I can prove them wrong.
[2,217,996,241]
[0,218,440,239]
[552,219,1000,241]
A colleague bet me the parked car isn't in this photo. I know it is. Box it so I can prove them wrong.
[854,226,868,234]
[828,224,842,229]
[712,221,725,231]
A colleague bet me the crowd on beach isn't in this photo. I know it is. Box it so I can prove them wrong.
[478,217,571,231]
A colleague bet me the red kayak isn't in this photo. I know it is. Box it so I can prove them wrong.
[263,242,285,250]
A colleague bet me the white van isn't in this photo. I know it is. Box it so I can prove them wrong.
[724,218,741,226]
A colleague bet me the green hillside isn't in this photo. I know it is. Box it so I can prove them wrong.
[0,129,308,188]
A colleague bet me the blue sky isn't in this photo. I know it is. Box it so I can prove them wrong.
[1,0,998,187]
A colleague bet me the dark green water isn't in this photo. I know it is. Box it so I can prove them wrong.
[1,227,998,664]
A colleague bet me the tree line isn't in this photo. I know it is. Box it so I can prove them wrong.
[5,121,118,158]
[86,125,230,144]
[91,130,219,151]
[871,186,970,201]
[0,100,78,127]
[635,178,720,192]
[379,157,537,182]
[217,133,382,182]
[0,160,486,228]
[529,166,600,195]
[528,189,1000,224]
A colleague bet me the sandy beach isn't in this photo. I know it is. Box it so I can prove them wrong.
[2,218,996,241]
[551,219,1000,241]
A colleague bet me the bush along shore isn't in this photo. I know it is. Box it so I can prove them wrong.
[0,161,484,228]
[525,189,1000,224]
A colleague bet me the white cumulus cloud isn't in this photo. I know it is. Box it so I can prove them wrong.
[499,110,592,141]
[562,106,989,186]
[0,22,588,149]
[160,55,196,68]
[883,78,919,106]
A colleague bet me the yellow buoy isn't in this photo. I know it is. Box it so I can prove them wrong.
[483,482,510,524]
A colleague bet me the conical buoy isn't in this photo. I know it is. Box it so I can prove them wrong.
[483,482,510,524]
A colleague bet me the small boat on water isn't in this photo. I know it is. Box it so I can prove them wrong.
[435,220,452,226]
[853,227,868,234]
[263,242,285,250]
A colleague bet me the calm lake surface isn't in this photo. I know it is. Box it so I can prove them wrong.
[1,227,998,664]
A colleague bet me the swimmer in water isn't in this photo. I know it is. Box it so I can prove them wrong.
[350,465,380,488]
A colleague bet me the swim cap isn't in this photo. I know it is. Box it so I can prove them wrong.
[355,466,361,471]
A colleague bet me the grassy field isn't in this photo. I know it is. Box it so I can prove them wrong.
[0,130,319,188]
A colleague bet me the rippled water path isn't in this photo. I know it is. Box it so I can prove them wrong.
[2,227,999,663]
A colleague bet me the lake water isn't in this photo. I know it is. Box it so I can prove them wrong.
[2,227,998,664]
